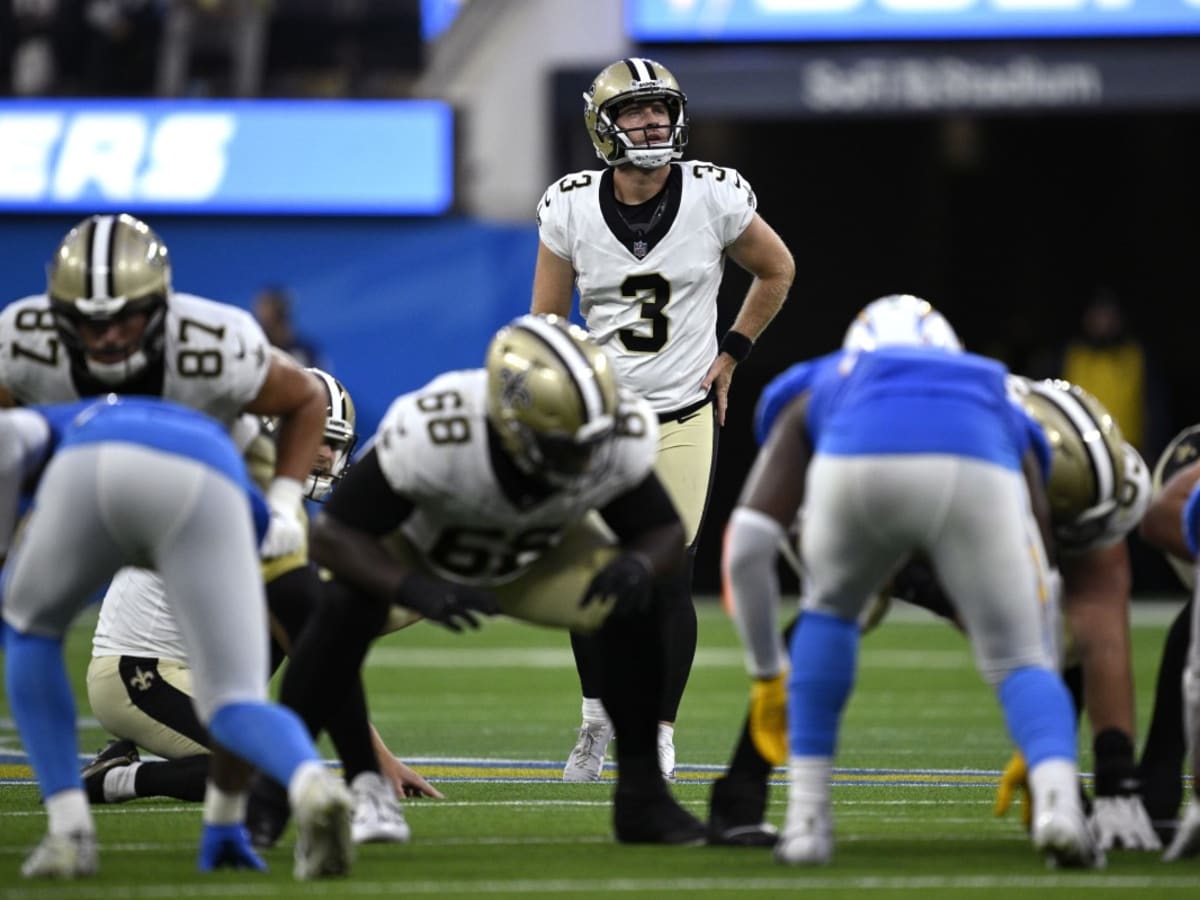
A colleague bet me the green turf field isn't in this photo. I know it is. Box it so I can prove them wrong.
[2,599,1198,898]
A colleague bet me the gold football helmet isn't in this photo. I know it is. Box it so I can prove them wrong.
[304,367,358,501]
[1152,423,1200,587]
[486,314,618,486]
[1012,377,1126,544]
[583,57,688,170]
[47,213,171,385]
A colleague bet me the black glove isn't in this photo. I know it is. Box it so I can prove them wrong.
[394,571,500,633]
[580,553,653,617]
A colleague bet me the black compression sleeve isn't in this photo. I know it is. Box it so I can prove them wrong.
[322,446,415,536]
[598,472,679,544]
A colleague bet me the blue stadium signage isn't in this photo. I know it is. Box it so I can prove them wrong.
[627,0,1200,41]
[0,99,454,215]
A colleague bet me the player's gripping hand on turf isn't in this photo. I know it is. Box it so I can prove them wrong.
[994,751,1032,829]
[198,823,267,872]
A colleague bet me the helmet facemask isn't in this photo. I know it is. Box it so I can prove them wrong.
[48,214,171,386]
[584,58,689,170]
[303,368,358,502]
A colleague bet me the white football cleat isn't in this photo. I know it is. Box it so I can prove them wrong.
[657,724,677,783]
[293,768,354,880]
[1032,792,1105,869]
[563,719,614,783]
[774,806,833,866]
[21,831,98,879]
[350,772,411,845]
[1164,799,1200,862]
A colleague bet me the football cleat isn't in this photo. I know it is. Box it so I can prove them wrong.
[292,768,354,880]
[707,775,778,847]
[1164,799,1200,861]
[774,806,833,866]
[246,774,291,850]
[1032,794,1106,869]
[563,719,614,783]
[613,786,706,845]
[21,830,98,879]
[350,772,411,845]
[81,739,140,804]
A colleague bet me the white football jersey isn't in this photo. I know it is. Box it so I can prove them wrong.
[537,160,757,414]
[373,369,659,586]
[0,292,271,427]
[92,567,189,661]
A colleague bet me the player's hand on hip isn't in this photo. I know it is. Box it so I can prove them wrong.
[701,355,736,426]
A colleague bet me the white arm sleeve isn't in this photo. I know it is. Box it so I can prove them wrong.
[0,409,51,557]
[724,506,789,679]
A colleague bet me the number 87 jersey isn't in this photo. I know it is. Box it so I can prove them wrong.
[0,291,272,427]
[537,160,757,414]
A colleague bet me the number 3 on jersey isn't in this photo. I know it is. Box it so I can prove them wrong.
[618,273,671,353]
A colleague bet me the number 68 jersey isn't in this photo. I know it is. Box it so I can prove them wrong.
[0,292,272,426]
[371,369,659,586]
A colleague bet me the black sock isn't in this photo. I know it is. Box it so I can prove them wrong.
[593,608,664,787]
[1139,598,1192,820]
[134,755,210,802]
[570,630,604,701]
[657,558,697,723]
[279,580,390,744]
[1062,663,1084,720]
[323,676,378,781]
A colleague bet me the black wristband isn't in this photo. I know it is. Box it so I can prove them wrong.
[720,330,753,363]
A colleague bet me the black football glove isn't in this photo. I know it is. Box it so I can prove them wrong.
[580,553,653,617]
[394,571,500,633]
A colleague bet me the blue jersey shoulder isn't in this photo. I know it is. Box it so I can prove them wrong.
[754,351,842,446]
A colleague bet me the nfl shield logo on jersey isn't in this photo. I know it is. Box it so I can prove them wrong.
[633,240,648,259]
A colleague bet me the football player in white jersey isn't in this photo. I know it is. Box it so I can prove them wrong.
[298,314,706,844]
[531,57,796,782]
[80,371,439,844]
[1136,425,1200,855]
[0,213,327,558]
[708,370,1159,853]
[0,214,330,848]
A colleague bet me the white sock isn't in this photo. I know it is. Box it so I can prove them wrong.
[45,789,95,836]
[786,756,832,829]
[202,779,248,826]
[287,760,328,809]
[581,697,609,724]
[658,723,675,743]
[103,761,142,803]
[1028,757,1081,820]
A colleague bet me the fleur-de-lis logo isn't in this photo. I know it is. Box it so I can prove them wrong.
[500,368,532,410]
[129,667,155,692]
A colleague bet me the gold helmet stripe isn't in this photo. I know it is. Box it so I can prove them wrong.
[514,315,609,430]
[1031,381,1116,504]
[88,214,117,299]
